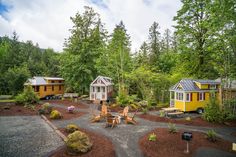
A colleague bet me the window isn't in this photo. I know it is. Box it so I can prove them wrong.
[97,87,100,92]
[52,81,55,83]
[102,87,105,92]
[176,92,183,101]
[186,93,191,102]
[59,85,61,91]
[44,86,47,91]
[59,81,61,83]
[35,86,39,92]
[92,87,95,92]
[199,92,205,101]
[52,86,54,91]
[210,84,216,89]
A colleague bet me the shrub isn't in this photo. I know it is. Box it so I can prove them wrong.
[168,123,177,133]
[42,103,53,114]
[159,110,165,117]
[15,86,39,106]
[66,124,79,133]
[185,116,191,121]
[38,108,45,115]
[142,108,148,114]
[67,106,75,113]
[203,98,224,123]
[148,133,157,141]
[66,131,92,154]
[206,130,217,142]
[50,110,62,119]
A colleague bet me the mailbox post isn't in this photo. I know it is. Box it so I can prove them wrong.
[182,132,192,153]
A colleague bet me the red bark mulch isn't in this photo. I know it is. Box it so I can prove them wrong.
[45,107,87,120]
[49,128,115,157]
[139,128,236,157]
[138,114,236,127]
[0,104,41,116]
[43,100,89,109]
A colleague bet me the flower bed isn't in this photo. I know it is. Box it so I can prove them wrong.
[139,128,235,157]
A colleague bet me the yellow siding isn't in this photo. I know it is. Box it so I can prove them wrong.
[195,82,209,89]
[185,92,210,111]
[174,100,185,111]
[33,85,64,98]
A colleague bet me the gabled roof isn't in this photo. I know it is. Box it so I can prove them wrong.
[24,76,64,85]
[90,76,113,86]
[170,79,219,91]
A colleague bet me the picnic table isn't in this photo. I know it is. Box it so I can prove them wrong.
[161,107,184,117]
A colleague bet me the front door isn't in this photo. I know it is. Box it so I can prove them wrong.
[96,87,102,100]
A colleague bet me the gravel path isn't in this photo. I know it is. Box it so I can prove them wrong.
[50,101,236,157]
[0,116,64,157]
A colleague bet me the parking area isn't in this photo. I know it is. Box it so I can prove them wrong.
[0,116,63,157]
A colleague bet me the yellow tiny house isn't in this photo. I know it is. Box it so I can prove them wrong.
[169,79,220,113]
[24,77,64,99]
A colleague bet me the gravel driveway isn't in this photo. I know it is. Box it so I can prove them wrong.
[0,116,63,157]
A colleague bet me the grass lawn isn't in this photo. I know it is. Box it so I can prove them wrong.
[0,99,15,102]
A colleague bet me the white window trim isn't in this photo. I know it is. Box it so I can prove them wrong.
[185,93,191,102]
[199,92,204,101]
[175,92,184,101]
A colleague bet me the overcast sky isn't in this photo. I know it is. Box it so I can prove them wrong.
[0,0,182,52]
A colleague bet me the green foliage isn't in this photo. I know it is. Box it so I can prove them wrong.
[66,124,79,133]
[202,98,224,123]
[142,108,148,114]
[206,130,217,142]
[168,123,177,133]
[38,108,45,115]
[42,103,53,114]
[159,110,165,117]
[50,110,62,119]
[148,133,157,141]
[15,86,39,106]
[66,131,92,154]
[61,6,106,94]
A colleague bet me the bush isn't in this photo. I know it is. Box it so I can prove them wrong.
[50,110,62,119]
[148,133,157,141]
[159,110,165,117]
[42,103,53,114]
[15,86,39,106]
[168,123,177,133]
[206,130,217,142]
[66,131,92,154]
[66,124,79,133]
[202,98,224,123]
[142,108,148,114]
[38,108,45,115]
[185,116,191,121]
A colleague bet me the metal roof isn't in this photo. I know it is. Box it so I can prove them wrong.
[194,79,220,84]
[24,76,64,85]
[90,76,113,86]
[170,79,219,91]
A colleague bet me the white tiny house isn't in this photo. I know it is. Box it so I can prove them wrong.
[90,76,113,101]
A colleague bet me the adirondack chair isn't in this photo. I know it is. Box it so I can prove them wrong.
[118,106,129,118]
[90,104,109,123]
[125,110,137,125]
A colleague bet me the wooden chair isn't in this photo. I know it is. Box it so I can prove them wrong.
[125,110,137,125]
[90,104,110,123]
[118,106,129,118]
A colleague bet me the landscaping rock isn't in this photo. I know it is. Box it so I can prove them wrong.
[66,130,92,154]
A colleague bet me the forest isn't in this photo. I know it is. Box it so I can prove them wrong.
[0,0,235,105]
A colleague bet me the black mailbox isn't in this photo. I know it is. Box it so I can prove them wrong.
[182,132,192,141]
